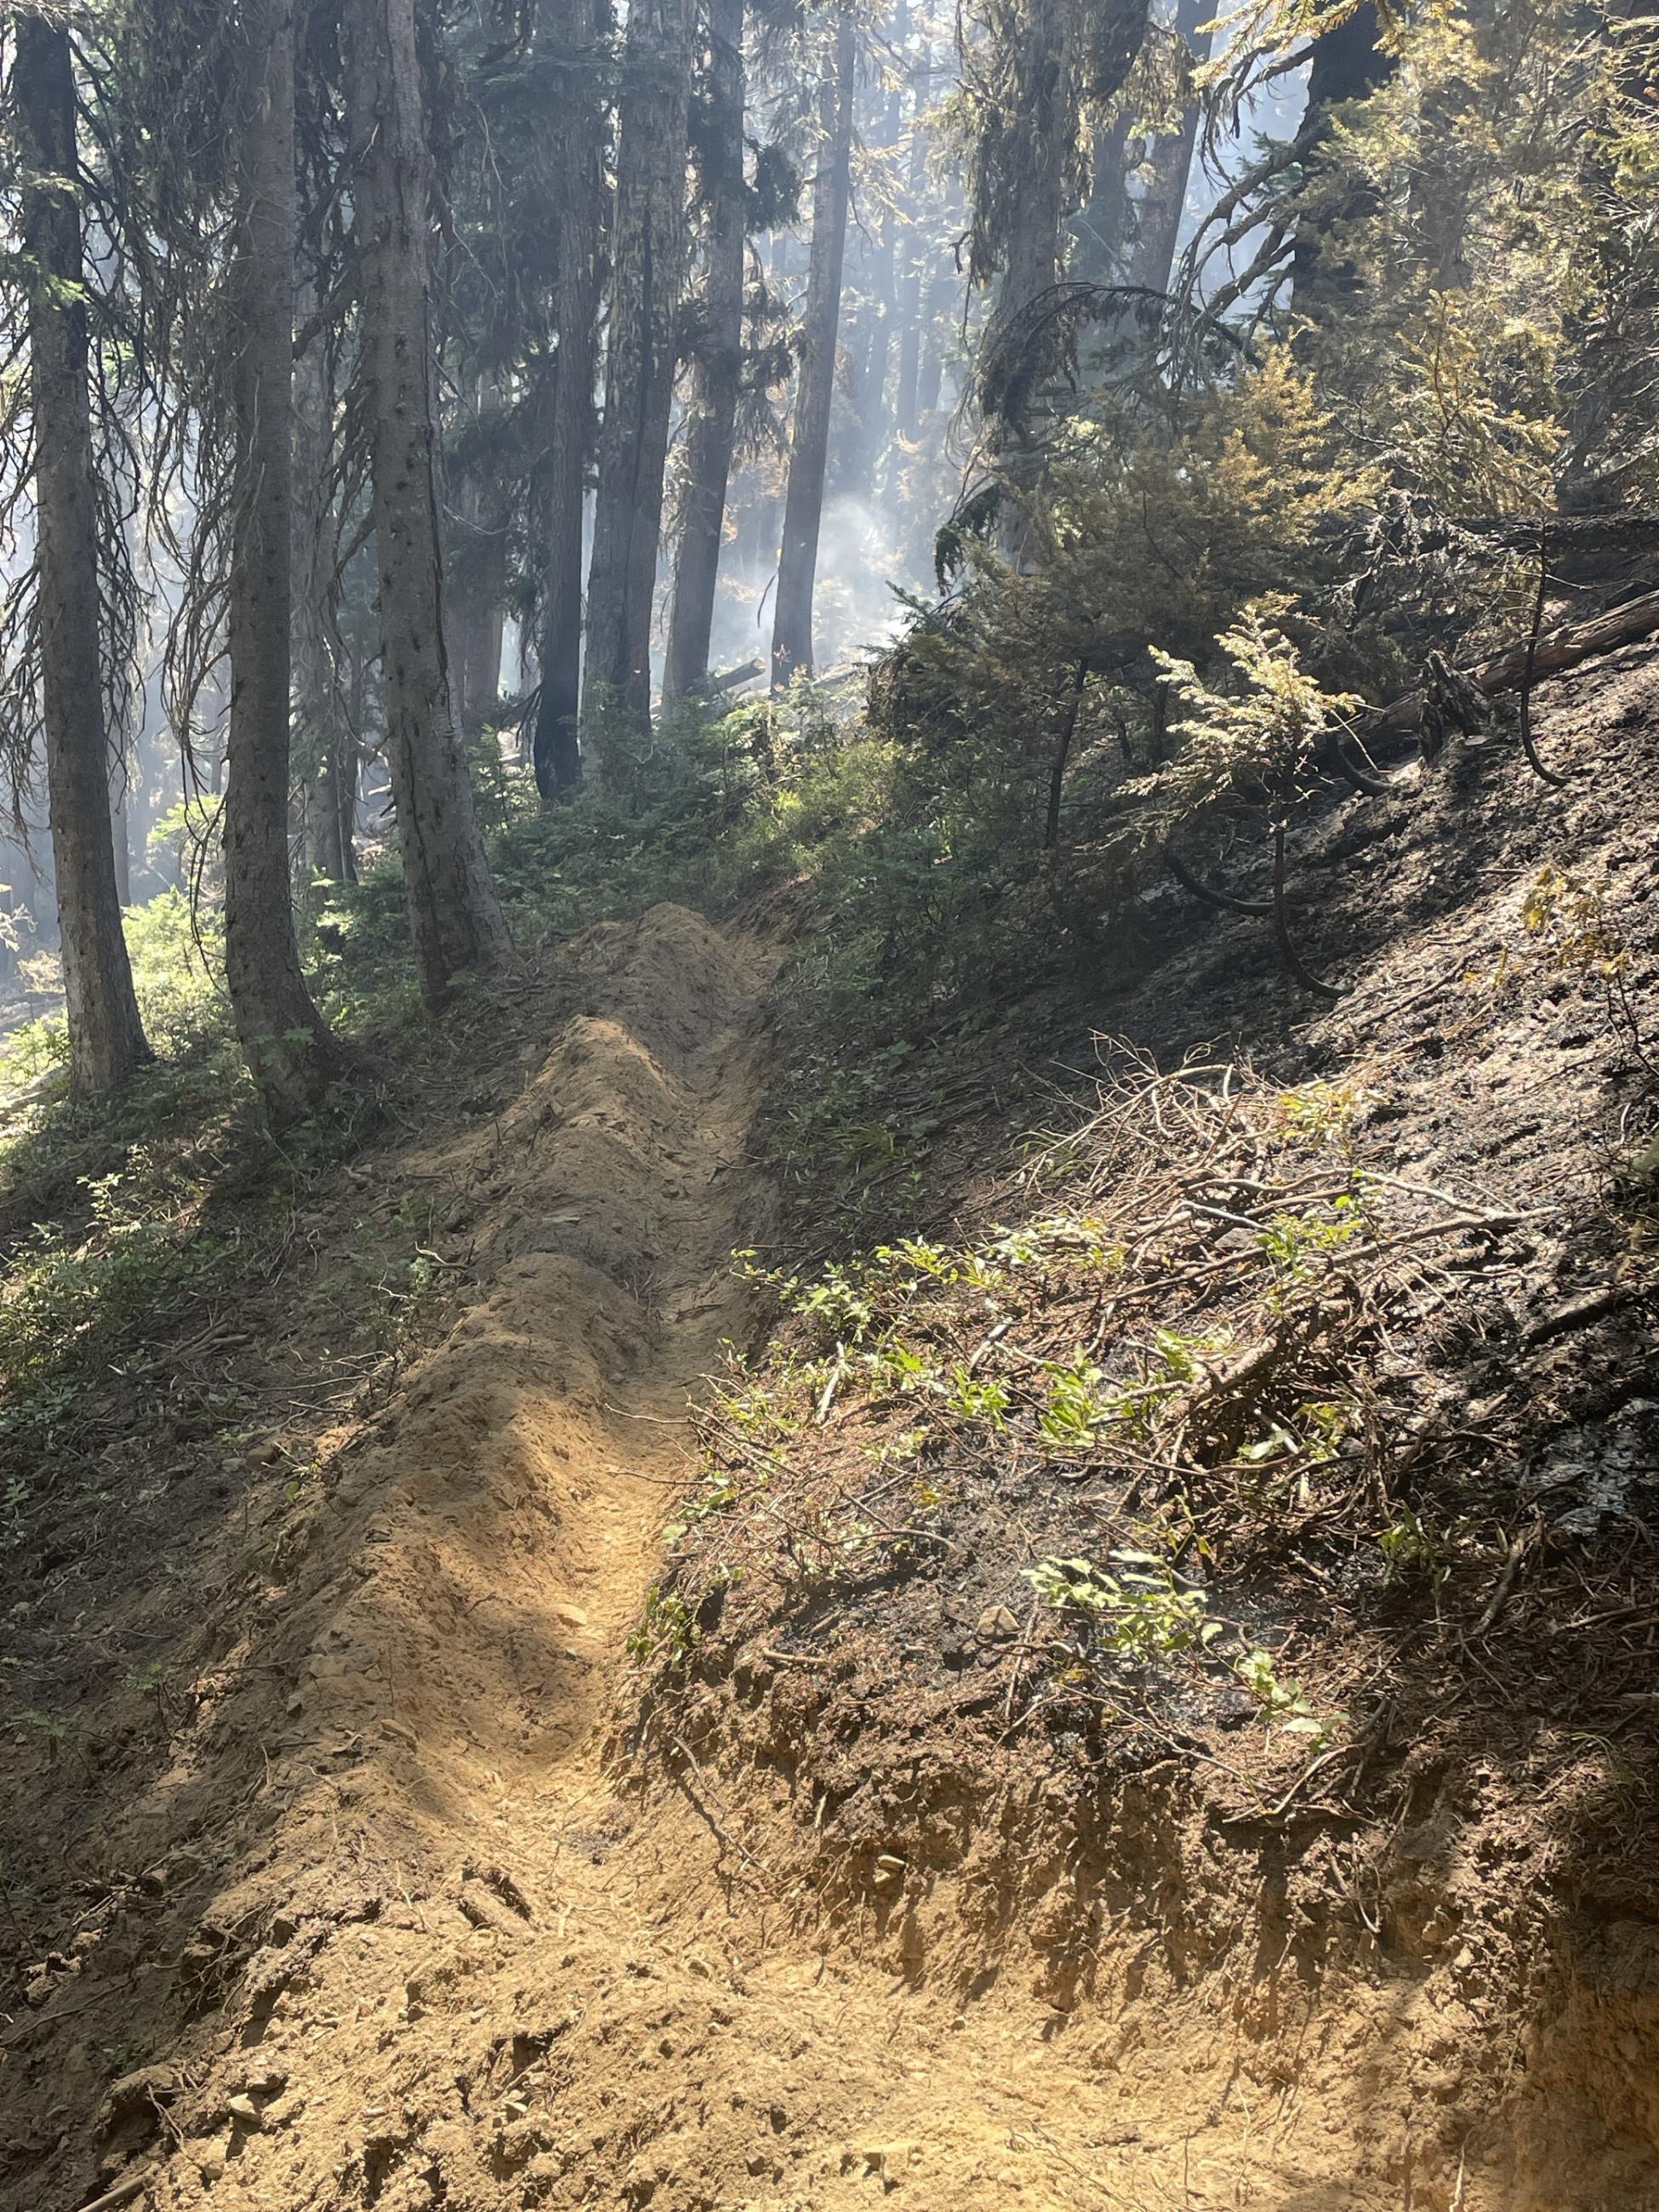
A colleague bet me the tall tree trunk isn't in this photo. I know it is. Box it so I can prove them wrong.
[663,0,745,706]
[1290,2,1394,320]
[452,379,505,740]
[109,755,131,905]
[914,264,952,417]
[1070,109,1135,283]
[890,37,932,453]
[1126,0,1211,299]
[15,15,150,1097]
[580,0,694,740]
[532,0,610,798]
[852,219,897,494]
[294,305,348,891]
[770,6,855,689]
[976,0,1147,541]
[224,0,343,1122]
[982,0,1150,411]
[345,0,513,998]
[978,0,1075,421]
[463,601,505,732]
[454,530,505,737]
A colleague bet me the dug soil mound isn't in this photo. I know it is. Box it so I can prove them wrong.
[629,658,1659,2211]
[2,637,1657,2212]
[9,903,1360,2212]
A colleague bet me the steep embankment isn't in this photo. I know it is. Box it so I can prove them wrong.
[624,650,1659,2212]
[5,904,1290,2212]
[3,639,1657,2212]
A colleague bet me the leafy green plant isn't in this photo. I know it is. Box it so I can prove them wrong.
[1274,1081,1375,1148]
[1036,1355,1113,1454]
[14,1707,71,1766]
[1148,598,1367,826]
[663,1457,753,1545]
[1378,1507,1451,1588]
[1257,1197,1363,1280]
[627,1587,699,1664]
[1024,1551,1225,1662]
[945,1367,1009,1428]
[989,1214,1123,1269]
[1234,1646,1328,1739]
[1520,863,1650,1064]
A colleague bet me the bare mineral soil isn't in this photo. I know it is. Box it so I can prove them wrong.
[2,651,1658,2212]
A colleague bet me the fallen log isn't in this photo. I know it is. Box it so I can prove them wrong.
[1367,582,1659,743]
[708,657,764,694]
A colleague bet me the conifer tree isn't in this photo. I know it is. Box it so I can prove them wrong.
[345,0,514,998]
[223,0,344,1123]
[531,0,612,795]
[771,3,856,687]
[582,0,695,738]
[664,0,747,705]
[13,14,151,1098]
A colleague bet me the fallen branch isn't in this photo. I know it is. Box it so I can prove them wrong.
[1518,525,1571,787]
[1164,841,1272,916]
[74,2176,153,2212]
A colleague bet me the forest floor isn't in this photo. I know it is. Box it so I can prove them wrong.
[1,649,1657,2212]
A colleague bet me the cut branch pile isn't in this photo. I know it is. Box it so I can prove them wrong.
[632,1043,1558,1778]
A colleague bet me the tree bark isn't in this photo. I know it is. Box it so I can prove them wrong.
[890,37,932,452]
[1125,0,1211,299]
[844,38,902,498]
[15,14,150,1097]
[771,5,856,689]
[109,757,131,905]
[989,10,1071,345]
[852,234,896,497]
[345,0,513,999]
[580,0,694,741]
[224,0,343,1123]
[976,0,1148,541]
[453,379,508,740]
[294,300,349,892]
[531,0,610,800]
[1070,108,1135,284]
[914,265,952,418]
[1290,2,1394,320]
[663,0,745,705]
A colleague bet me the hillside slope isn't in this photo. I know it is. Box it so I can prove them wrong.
[0,646,1655,2212]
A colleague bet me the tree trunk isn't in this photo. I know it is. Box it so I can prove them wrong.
[915,265,952,418]
[465,602,505,732]
[453,379,507,740]
[15,15,150,1097]
[663,0,745,706]
[109,757,131,905]
[890,38,932,452]
[294,300,348,892]
[1125,0,1211,299]
[976,0,1148,534]
[581,0,694,740]
[532,0,611,798]
[978,0,1076,430]
[770,6,856,689]
[345,0,513,998]
[1070,109,1135,283]
[224,0,343,1123]
[1290,3,1394,319]
[852,209,897,496]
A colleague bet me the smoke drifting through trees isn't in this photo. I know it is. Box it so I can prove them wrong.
[5,0,1648,1123]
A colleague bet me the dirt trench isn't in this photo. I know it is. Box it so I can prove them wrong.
[4,902,1641,2212]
